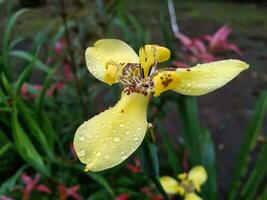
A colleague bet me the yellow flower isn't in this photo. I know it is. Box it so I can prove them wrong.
[74,39,249,172]
[160,166,207,200]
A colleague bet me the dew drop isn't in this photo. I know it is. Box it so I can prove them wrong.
[121,155,127,160]
[113,137,121,142]
[119,124,124,128]
[96,151,101,157]
[79,136,85,141]
[134,137,138,141]
[104,155,110,159]
[78,149,85,157]
[125,130,130,135]
[137,127,142,131]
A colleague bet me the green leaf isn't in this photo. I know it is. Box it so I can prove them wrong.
[17,99,54,159]
[177,96,201,165]
[257,186,267,200]
[157,121,182,175]
[0,165,27,195]
[241,140,267,200]
[199,128,218,200]
[140,126,170,200]
[9,50,51,73]
[0,143,12,157]
[2,9,29,78]
[228,90,267,200]
[11,101,50,176]
[14,48,40,94]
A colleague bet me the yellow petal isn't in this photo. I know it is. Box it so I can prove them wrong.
[145,45,171,62]
[153,59,249,96]
[185,193,203,200]
[160,176,180,195]
[188,166,207,190]
[153,70,180,96]
[85,39,139,84]
[140,45,171,78]
[73,92,149,172]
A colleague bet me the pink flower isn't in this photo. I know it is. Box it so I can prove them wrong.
[114,194,129,200]
[54,38,66,56]
[58,184,83,200]
[21,173,51,200]
[46,81,65,97]
[21,84,42,100]
[1,196,14,200]
[203,25,241,55]
[127,158,141,173]
[63,60,72,81]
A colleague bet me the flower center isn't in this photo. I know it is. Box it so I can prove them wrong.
[119,63,154,96]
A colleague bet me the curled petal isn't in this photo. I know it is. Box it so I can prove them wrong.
[153,59,249,96]
[159,176,180,195]
[74,92,149,171]
[85,39,139,84]
[188,166,207,191]
[185,193,203,200]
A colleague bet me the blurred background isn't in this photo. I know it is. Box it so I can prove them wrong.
[0,0,267,200]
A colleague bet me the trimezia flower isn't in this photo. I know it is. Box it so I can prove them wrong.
[74,39,248,172]
[160,166,207,200]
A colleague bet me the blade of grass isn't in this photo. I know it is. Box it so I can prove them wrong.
[140,125,170,200]
[11,100,50,176]
[0,165,27,195]
[228,90,267,200]
[241,140,267,200]
[177,96,201,165]
[9,50,51,73]
[2,9,29,79]
[199,128,218,200]
[256,186,267,200]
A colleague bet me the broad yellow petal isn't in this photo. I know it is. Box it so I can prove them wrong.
[74,92,149,172]
[185,193,203,200]
[153,59,249,96]
[188,166,207,190]
[160,176,180,195]
[85,39,139,84]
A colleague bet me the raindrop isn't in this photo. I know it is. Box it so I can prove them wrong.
[79,136,85,141]
[119,124,124,128]
[113,137,121,142]
[121,155,127,160]
[134,137,138,141]
[78,149,85,157]
[104,155,110,159]
[137,127,142,131]
[96,151,101,157]
[125,130,130,135]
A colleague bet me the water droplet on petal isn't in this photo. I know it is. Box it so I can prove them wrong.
[119,124,124,128]
[121,155,127,160]
[125,131,130,135]
[78,149,85,157]
[79,136,85,141]
[104,155,109,159]
[96,151,101,156]
[113,137,121,142]
[134,137,138,141]
[137,127,142,131]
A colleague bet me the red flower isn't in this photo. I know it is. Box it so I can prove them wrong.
[21,173,51,200]
[58,184,83,200]
[114,194,129,200]
[127,158,141,173]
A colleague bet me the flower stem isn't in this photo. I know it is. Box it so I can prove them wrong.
[58,0,88,118]
[140,125,170,200]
